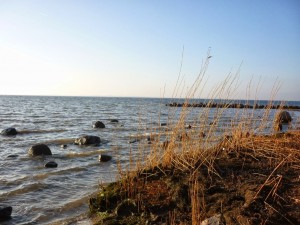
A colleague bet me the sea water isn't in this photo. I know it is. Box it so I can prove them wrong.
[0,96,299,224]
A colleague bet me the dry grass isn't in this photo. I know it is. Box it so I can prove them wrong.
[90,53,299,225]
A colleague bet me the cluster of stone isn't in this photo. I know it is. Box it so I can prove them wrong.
[167,102,300,109]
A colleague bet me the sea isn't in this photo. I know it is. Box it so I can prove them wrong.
[0,96,299,225]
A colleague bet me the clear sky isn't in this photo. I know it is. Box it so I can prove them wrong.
[0,0,299,100]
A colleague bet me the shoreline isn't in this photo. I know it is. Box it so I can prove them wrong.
[88,130,300,225]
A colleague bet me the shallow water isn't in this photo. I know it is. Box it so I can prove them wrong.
[0,96,299,224]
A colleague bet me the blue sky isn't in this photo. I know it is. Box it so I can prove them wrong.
[0,0,299,100]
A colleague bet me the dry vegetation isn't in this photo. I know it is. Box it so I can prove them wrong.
[89,54,300,225]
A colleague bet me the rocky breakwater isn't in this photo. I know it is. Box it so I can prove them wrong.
[166,102,300,110]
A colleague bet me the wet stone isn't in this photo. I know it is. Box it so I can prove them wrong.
[93,121,105,128]
[98,155,112,162]
[28,144,52,156]
[45,161,58,168]
[7,154,19,158]
[74,135,101,145]
[1,127,17,136]
[128,139,139,144]
[0,206,12,221]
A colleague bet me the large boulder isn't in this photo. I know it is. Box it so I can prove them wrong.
[0,206,12,221]
[1,127,17,136]
[28,144,52,156]
[74,135,101,145]
[275,111,292,124]
[93,121,105,128]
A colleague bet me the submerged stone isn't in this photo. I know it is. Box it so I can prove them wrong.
[128,139,139,144]
[7,154,19,158]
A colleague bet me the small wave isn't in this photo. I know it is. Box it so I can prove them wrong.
[0,175,27,186]
[1,166,90,188]
[130,131,172,139]
[38,212,91,225]
[66,149,107,158]
[0,182,46,200]
[59,192,97,213]
[18,129,67,135]
[26,193,97,225]
[33,167,88,180]
[42,138,75,145]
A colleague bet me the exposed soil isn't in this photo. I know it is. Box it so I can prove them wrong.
[89,131,300,225]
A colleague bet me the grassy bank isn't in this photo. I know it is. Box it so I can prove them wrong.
[89,56,299,224]
[89,127,299,224]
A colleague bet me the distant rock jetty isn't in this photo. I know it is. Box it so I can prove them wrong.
[166,102,300,110]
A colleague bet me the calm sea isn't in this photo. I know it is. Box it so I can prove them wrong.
[0,96,299,224]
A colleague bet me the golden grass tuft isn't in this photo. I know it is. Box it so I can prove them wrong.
[90,52,300,225]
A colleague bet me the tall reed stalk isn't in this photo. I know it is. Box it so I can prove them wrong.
[110,50,297,225]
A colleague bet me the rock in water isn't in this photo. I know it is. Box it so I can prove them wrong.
[0,206,12,221]
[275,111,292,123]
[45,161,58,168]
[28,144,52,156]
[1,127,17,136]
[74,135,101,145]
[7,154,19,158]
[93,121,105,128]
[98,154,112,162]
[274,111,292,131]
[110,119,119,123]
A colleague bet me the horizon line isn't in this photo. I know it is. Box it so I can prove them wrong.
[0,94,299,102]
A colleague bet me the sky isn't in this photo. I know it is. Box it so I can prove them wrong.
[0,0,299,100]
